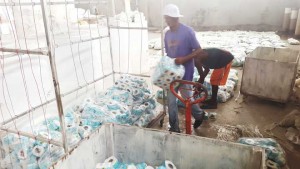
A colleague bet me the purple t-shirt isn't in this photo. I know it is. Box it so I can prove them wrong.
[164,23,200,81]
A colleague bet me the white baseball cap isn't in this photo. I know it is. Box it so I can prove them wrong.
[163,4,183,18]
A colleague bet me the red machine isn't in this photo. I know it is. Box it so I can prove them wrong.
[170,80,208,134]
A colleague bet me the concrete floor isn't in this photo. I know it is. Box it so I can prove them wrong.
[149,32,300,169]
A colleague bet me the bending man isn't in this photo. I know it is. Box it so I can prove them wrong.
[175,48,234,109]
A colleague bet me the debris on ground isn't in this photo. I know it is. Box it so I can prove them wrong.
[288,38,300,45]
[235,91,241,102]
[285,127,300,145]
[292,78,300,102]
[295,116,300,131]
[279,109,300,127]
[204,112,217,120]
[212,124,263,142]
[276,109,300,145]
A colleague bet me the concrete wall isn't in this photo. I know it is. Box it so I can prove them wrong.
[142,0,300,31]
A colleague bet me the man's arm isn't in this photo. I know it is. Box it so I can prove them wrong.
[195,61,209,84]
[175,48,202,64]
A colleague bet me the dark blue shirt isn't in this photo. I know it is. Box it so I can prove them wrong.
[202,48,234,69]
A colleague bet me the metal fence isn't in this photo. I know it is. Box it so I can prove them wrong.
[0,0,166,167]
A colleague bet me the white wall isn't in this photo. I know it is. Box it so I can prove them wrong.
[143,0,300,31]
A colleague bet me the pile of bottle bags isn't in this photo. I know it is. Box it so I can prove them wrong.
[196,31,287,67]
[0,75,157,169]
[238,138,286,168]
[149,31,287,68]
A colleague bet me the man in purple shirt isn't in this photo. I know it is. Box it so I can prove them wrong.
[163,4,205,133]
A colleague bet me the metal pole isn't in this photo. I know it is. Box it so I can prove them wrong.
[160,0,165,63]
[0,1,106,6]
[0,47,47,55]
[55,35,109,48]
[0,2,37,6]
[185,102,192,134]
[1,128,63,147]
[106,1,115,83]
[0,53,18,58]
[295,9,300,37]
[109,26,148,30]
[114,72,150,78]
[47,1,106,5]
[161,0,167,115]
[40,0,68,152]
